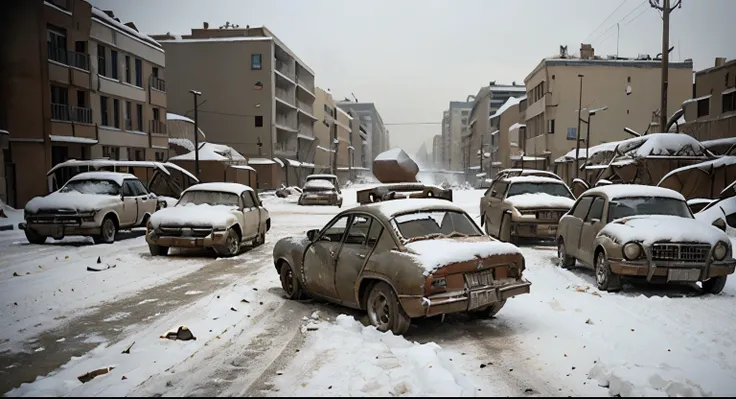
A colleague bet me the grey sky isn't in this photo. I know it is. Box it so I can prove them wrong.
[90,0,735,157]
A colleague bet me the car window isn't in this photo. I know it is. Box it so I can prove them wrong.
[122,180,137,197]
[608,197,693,221]
[586,197,605,222]
[492,183,507,199]
[366,218,383,249]
[571,196,594,219]
[242,192,256,208]
[131,180,148,196]
[249,191,262,207]
[345,215,371,245]
[321,215,350,242]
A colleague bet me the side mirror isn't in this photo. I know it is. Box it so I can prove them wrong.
[307,229,318,241]
[713,218,727,232]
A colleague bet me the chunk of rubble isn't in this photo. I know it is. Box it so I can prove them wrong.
[160,326,196,341]
[372,148,419,183]
[78,367,115,383]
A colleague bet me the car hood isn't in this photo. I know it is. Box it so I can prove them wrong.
[599,215,730,246]
[506,193,575,210]
[25,191,119,213]
[404,236,521,276]
[150,203,238,229]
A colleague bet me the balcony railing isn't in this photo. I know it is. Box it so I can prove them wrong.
[150,119,167,135]
[68,51,89,71]
[274,58,295,81]
[149,75,166,92]
[70,106,92,124]
[48,44,68,64]
[51,103,70,121]
[296,73,315,93]
[47,44,90,71]
[51,104,93,124]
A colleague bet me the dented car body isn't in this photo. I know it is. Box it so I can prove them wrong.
[272,197,531,335]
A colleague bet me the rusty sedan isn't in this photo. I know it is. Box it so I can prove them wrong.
[272,197,531,335]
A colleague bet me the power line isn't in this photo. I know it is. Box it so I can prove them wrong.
[597,6,650,45]
[590,0,648,44]
[582,0,631,43]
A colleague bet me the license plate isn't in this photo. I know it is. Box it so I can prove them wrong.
[667,268,701,282]
[468,289,497,310]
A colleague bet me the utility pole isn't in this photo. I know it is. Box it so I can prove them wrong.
[479,135,484,174]
[574,75,584,179]
[650,0,683,131]
[189,90,202,179]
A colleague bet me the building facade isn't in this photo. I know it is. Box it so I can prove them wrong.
[432,134,442,168]
[488,95,526,172]
[445,101,472,171]
[523,45,693,169]
[336,102,389,167]
[313,87,336,172]
[681,57,736,142]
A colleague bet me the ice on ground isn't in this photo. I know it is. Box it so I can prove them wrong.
[588,361,709,397]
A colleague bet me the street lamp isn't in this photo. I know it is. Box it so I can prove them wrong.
[585,106,608,164]
[189,89,202,179]
[332,138,339,175]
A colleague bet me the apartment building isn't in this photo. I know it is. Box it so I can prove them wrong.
[523,44,693,169]
[444,101,472,171]
[336,102,388,167]
[432,134,442,168]
[313,87,336,172]
[681,57,736,142]
[152,24,317,188]
[0,0,166,207]
[348,109,368,170]
[440,110,450,169]
[488,95,526,172]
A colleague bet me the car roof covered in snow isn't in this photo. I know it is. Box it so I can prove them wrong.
[307,174,338,179]
[183,182,253,195]
[584,184,685,201]
[359,198,465,219]
[68,171,137,186]
[503,176,567,184]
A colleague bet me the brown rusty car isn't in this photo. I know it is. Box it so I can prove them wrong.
[480,176,575,242]
[272,191,531,335]
[557,184,735,293]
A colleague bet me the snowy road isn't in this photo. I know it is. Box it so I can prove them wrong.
[2,188,735,397]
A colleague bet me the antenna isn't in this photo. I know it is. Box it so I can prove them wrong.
[351,92,358,102]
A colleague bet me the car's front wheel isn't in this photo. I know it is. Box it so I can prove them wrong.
[366,282,411,335]
[279,261,305,300]
[93,216,117,244]
[595,251,622,292]
[216,228,240,257]
[557,240,575,268]
[149,244,169,256]
[24,228,48,245]
[701,275,727,294]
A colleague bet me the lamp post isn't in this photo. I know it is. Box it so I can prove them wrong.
[256,137,263,190]
[585,106,608,165]
[189,90,202,179]
[574,74,584,179]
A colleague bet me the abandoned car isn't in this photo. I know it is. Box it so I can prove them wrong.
[21,172,161,244]
[356,183,453,204]
[557,185,735,293]
[298,175,343,207]
[480,176,576,242]
[147,182,270,257]
[272,194,531,335]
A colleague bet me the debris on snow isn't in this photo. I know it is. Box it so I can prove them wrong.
[78,367,115,384]
[588,361,710,397]
[160,326,196,341]
[121,342,135,354]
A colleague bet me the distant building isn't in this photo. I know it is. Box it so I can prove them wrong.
[443,101,472,171]
[335,102,388,168]
[432,134,443,168]
[488,95,527,174]
[680,57,736,144]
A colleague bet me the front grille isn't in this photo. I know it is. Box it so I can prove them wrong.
[29,216,81,225]
[651,243,710,263]
[35,208,76,215]
[465,269,494,288]
[158,226,212,238]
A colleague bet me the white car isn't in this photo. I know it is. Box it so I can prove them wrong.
[22,172,159,244]
[146,183,270,256]
[695,196,736,237]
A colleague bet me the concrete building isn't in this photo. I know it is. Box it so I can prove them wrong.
[0,0,168,207]
[336,102,388,167]
[313,87,336,172]
[681,57,736,142]
[523,44,693,169]
[432,134,442,168]
[488,95,526,173]
[444,101,472,171]
[347,108,369,170]
[151,24,318,188]
[440,110,450,169]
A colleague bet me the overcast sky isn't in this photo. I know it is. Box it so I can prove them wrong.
[90,0,735,157]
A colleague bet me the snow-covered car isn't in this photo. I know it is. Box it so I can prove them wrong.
[146,183,270,257]
[272,197,531,335]
[695,196,736,237]
[298,179,343,207]
[557,185,735,293]
[356,183,453,204]
[495,168,563,181]
[21,172,159,244]
[480,176,576,242]
[686,198,715,214]
[305,174,341,190]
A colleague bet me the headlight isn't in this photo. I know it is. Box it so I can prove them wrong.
[146,220,153,231]
[623,242,643,260]
[713,241,729,261]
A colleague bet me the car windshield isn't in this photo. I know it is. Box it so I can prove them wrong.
[608,197,692,221]
[60,179,120,195]
[507,182,573,199]
[391,210,481,242]
[178,190,240,207]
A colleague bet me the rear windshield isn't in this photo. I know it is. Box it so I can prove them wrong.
[507,182,573,199]
[391,210,481,242]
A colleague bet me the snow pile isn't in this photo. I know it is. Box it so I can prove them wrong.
[149,204,238,229]
[505,175,563,184]
[405,237,520,275]
[618,133,706,158]
[506,193,575,209]
[303,179,335,191]
[374,147,404,161]
[0,200,23,230]
[588,361,709,397]
[599,215,729,246]
[372,198,463,218]
[169,143,246,162]
[184,182,252,195]
[168,137,195,152]
[594,184,684,201]
[271,315,479,396]
[25,192,119,213]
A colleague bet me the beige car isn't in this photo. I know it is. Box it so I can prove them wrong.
[495,168,563,181]
[480,176,575,242]
[147,183,270,257]
[22,172,160,244]
[557,184,735,293]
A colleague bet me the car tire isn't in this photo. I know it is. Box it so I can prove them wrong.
[701,275,727,294]
[93,216,117,244]
[217,228,240,257]
[595,251,622,292]
[468,300,506,319]
[557,240,575,269]
[149,244,169,256]
[24,229,48,245]
[279,261,305,300]
[366,282,411,335]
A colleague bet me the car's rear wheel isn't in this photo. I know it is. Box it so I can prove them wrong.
[279,261,305,300]
[24,229,47,245]
[557,240,575,268]
[366,282,410,335]
[149,244,169,256]
[595,252,622,292]
[701,275,727,294]
[93,216,117,244]
[468,300,506,319]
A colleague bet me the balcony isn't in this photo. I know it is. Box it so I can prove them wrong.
[296,66,315,94]
[150,119,167,135]
[149,76,167,107]
[275,114,297,132]
[274,58,295,82]
[275,87,294,106]
[274,141,297,154]
[149,75,166,92]
[51,103,70,121]
[298,124,314,138]
[70,106,92,124]
[68,51,89,71]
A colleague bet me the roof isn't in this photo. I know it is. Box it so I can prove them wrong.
[489,96,523,120]
[69,171,137,186]
[307,174,338,179]
[585,184,685,201]
[504,176,567,184]
[90,7,162,51]
[184,182,253,195]
[362,198,464,219]
[167,113,194,124]
[524,57,693,84]
[157,36,273,44]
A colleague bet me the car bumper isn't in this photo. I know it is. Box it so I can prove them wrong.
[609,258,736,282]
[146,230,229,249]
[400,278,532,318]
[298,196,340,206]
[510,221,559,238]
[22,220,101,237]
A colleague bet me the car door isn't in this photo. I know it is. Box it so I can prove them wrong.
[488,182,508,237]
[302,214,350,300]
[335,215,383,307]
[120,180,139,227]
[480,185,493,224]
[251,191,269,233]
[240,191,259,240]
[578,196,605,266]
[131,179,156,223]
[563,196,594,259]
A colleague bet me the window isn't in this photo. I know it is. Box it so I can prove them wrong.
[572,196,594,219]
[255,115,263,127]
[125,101,132,130]
[102,146,119,160]
[136,104,143,131]
[251,54,262,70]
[134,149,144,161]
[122,180,137,197]
[155,151,165,162]
[461,118,468,124]
[321,215,350,242]
[110,50,118,79]
[567,127,577,141]
[723,92,735,113]
[46,25,67,64]
[134,58,142,87]
[152,108,160,121]
[345,215,371,245]
[461,110,470,116]
[366,218,383,248]
[131,179,149,195]
[76,90,85,107]
[324,104,333,115]
[152,67,159,77]
[548,119,555,134]
[697,98,709,117]
[125,55,131,83]
[113,99,120,128]
[97,44,106,76]
[100,96,109,126]
[50,86,69,120]
[627,76,631,83]
[242,192,256,208]
[492,182,508,198]
[586,197,605,222]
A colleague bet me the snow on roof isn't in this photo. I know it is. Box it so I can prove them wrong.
[168,137,195,152]
[90,7,162,51]
[169,142,245,162]
[367,198,464,219]
[505,176,568,184]
[272,158,284,167]
[682,94,712,106]
[304,179,335,190]
[49,135,98,144]
[230,165,256,172]
[489,97,522,119]
[617,133,705,158]
[166,113,194,124]
[157,36,273,44]
[510,155,546,161]
[69,171,136,186]
[374,147,404,161]
[600,215,728,246]
[506,193,575,209]
[317,145,335,153]
[723,87,736,95]
[0,129,9,135]
[588,184,685,201]
[658,156,736,186]
[405,238,520,276]
[247,158,276,165]
[508,123,526,132]
[701,137,736,148]
[184,182,253,195]
[308,174,338,179]
[285,159,301,167]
